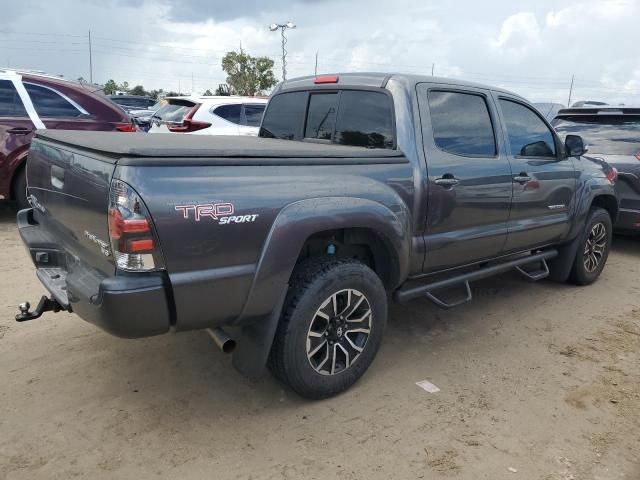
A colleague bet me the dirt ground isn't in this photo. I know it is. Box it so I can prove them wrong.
[0,202,638,480]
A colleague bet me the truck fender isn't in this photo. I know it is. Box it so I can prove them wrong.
[548,177,617,282]
[240,195,411,322]
[229,196,411,379]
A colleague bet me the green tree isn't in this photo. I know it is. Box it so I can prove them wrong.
[221,50,277,96]
[215,84,230,96]
[129,85,147,96]
[203,89,214,96]
[103,79,118,95]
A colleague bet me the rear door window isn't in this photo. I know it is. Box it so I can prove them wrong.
[213,104,241,124]
[0,80,28,117]
[243,104,265,127]
[24,83,83,118]
[427,91,496,156]
[500,99,556,157]
[260,91,307,140]
[153,101,195,123]
[334,90,394,148]
[305,93,338,140]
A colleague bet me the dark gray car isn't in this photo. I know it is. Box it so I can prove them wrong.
[16,73,618,399]
[552,106,640,232]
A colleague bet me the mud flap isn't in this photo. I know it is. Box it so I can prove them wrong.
[547,233,581,282]
[231,287,288,380]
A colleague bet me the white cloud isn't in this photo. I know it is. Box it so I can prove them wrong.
[490,12,541,56]
[546,6,577,28]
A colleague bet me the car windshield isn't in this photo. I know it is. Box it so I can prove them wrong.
[552,115,640,155]
[152,101,195,123]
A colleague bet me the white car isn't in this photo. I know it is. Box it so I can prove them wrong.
[148,96,268,136]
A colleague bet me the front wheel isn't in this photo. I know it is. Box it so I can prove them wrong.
[268,258,387,399]
[569,207,613,285]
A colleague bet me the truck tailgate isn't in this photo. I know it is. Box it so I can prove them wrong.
[27,136,116,282]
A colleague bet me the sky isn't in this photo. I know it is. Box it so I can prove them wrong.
[1,0,639,105]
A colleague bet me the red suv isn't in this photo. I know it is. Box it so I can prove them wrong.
[0,70,135,209]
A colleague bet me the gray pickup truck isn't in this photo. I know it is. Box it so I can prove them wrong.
[16,73,618,399]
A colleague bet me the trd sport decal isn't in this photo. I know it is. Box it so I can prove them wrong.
[174,202,259,225]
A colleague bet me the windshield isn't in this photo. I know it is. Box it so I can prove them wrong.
[552,115,640,155]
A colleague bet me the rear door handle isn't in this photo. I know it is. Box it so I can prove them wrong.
[434,176,460,187]
[7,127,34,135]
[513,173,532,184]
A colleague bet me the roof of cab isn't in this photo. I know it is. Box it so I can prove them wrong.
[276,72,526,100]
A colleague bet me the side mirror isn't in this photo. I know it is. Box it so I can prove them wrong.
[565,135,586,157]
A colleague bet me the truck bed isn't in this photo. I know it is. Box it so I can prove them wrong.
[34,131,405,164]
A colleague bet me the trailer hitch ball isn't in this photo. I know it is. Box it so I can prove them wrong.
[15,296,65,322]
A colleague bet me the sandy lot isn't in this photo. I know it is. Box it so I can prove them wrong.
[0,202,638,480]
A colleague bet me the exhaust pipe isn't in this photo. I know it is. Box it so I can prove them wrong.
[206,327,236,354]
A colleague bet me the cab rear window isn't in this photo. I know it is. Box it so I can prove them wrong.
[260,89,395,149]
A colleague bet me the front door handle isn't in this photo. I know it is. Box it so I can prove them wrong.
[7,127,34,135]
[434,176,460,187]
[513,173,532,184]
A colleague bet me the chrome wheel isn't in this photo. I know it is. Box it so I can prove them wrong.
[306,288,372,376]
[583,222,607,273]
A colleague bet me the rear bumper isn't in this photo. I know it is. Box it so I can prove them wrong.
[17,208,171,338]
[615,208,640,232]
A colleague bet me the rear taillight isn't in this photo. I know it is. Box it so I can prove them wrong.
[606,167,618,184]
[108,180,164,272]
[167,119,211,133]
[635,151,640,161]
[115,122,138,132]
[167,103,210,133]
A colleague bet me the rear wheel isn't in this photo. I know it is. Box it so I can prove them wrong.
[268,257,387,399]
[12,166,29,211]
[569,207,612,285]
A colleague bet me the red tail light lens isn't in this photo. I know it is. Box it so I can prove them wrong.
[108,180,164,271]
[167,103,210,133]
[115,122,138,132]
[167,119,211,133]
[314,75,339,84]
[635,151,640,161]
[606,167,618,184]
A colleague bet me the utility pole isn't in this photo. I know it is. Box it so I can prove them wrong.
[431,63,435,76]
[567,74,574,107]
[269,22,296,81]
[314,52,318,75]
[191,72,194,94]
[178,78,181,94]
[88,29,93,84]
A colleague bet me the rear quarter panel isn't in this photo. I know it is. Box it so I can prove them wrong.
[115,160,415,331]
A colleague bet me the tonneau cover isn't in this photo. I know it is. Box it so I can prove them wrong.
[35,130,404,159]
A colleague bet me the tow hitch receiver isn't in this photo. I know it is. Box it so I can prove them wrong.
[15,296,67,322]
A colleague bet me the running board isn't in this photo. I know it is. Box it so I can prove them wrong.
[394,249,558,306]
[515,258,550,281]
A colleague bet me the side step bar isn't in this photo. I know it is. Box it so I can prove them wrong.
[394,249,558,306]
